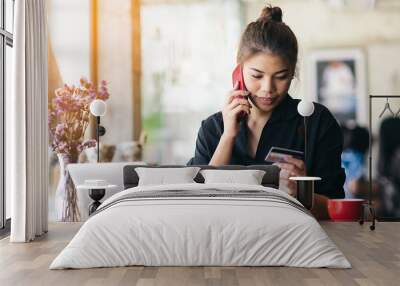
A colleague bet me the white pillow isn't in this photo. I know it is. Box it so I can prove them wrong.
[135,167,201,186]
[200,169,266,185]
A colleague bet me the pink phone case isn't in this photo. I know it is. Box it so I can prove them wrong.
[232,64,247,91]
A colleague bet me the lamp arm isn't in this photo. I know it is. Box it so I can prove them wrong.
[304,116,308,176]
[96,116,100,163]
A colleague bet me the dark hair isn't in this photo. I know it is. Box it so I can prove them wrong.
[237,5,298,74]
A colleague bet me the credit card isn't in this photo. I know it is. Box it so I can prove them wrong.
[265,146,304,163]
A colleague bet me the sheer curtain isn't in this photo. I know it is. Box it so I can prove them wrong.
[8,0,48,242]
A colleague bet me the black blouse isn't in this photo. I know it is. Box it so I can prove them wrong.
[187,94,345,199]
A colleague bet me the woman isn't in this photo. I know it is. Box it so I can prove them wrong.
[187,5,345,219]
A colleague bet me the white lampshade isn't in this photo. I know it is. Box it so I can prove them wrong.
[90,99,107,117]
[297,100,315,117]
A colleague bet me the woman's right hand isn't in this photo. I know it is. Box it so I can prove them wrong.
[222,82,252,139]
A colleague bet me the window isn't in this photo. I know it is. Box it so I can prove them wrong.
[141,2,240,164]
[0,0,14,234]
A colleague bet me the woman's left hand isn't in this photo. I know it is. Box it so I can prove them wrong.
[273,157,306,196]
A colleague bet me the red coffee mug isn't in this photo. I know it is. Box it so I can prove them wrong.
[327,199,365,221]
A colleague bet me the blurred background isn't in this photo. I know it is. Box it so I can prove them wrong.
[45,0,400,219]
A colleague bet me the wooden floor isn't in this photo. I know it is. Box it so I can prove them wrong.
[0,222,399,286]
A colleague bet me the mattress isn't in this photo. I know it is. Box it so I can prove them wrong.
[50,183,351,269]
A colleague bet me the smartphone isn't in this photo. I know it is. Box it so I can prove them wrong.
[265,146,304,163]
[232,64,249,121]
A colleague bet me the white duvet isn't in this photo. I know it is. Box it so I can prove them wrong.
[50,183,351,269]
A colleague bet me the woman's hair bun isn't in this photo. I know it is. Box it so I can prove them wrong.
[258,5,282,23]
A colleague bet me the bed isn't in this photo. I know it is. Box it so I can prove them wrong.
[50,165,350,269]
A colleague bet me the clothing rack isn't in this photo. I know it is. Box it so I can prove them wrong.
[359,95,400,230]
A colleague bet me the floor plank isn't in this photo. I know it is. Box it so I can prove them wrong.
[0,222,399,286]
